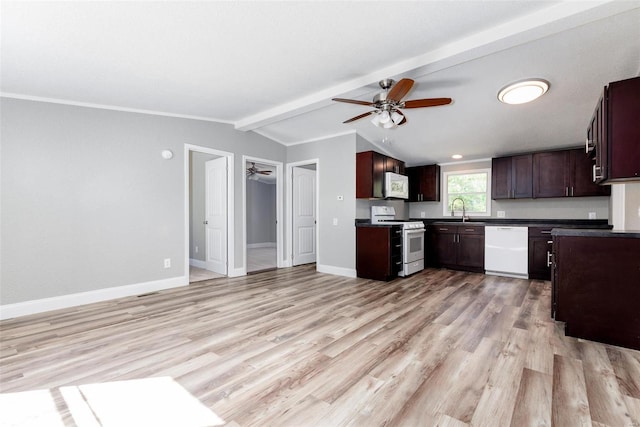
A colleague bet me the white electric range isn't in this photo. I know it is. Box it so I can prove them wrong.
[370,206,426,277]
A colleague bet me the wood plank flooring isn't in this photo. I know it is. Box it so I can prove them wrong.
[1,266,640,426]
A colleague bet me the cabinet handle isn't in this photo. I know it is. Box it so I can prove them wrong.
[465,228,475,232]
[439,227,449,231]
[395,244,402,248]
[541,231,552,234]
[547,240,553,244]
[396,261,402,265]
[571,187,574,197]
[546,251,553,267]
[593,164,603,181]
[565,187,569,197]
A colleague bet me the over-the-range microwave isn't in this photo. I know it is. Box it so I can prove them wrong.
[384,172,409,199]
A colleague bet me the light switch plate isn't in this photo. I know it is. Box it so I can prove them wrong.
[497,211,506,218]
[420,212,426,218]
[588,212,596,219]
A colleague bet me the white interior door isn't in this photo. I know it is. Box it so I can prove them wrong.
[293,166,316,266]
[205,157,227,275]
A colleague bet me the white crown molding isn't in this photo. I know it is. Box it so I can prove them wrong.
[0,93,234,124]
[437,158,492,166]
[0,276,187,320]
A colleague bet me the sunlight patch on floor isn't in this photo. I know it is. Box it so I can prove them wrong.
[0,377,225,427]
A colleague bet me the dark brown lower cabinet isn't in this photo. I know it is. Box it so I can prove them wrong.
[528,227,553,280]
[430,224,484,273]
[552,232,640,350]
[356,226,403,281]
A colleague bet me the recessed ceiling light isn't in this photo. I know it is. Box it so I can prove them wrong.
[498,79,550,104]
[452,154,463,159]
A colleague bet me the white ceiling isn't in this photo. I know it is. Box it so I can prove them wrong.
[2,1,639,164]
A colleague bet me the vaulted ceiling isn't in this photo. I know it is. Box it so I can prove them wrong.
[2,1,639,164]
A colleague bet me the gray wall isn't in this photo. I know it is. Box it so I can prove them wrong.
[1,98,285,304]
[287,133,356,271]
[246,179,276,244]
[189,151,218,261]
[407,160,610,220]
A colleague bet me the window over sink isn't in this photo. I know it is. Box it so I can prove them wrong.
[443,168,491,217]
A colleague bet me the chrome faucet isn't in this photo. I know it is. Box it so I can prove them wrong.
[450,197,469,222]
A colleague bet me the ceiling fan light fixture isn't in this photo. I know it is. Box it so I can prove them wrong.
[370,114,381,126]
[379,111,391,124]
[391,111,403,125]
[498,79,549,104]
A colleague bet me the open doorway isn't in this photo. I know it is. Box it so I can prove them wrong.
[286,160,318,267]
[184,144,234,283]
[243,156,283,274]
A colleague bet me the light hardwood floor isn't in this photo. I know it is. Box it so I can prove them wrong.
[1,266,639,426]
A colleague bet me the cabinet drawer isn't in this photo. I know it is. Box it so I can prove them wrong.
[458,225,484,235]
[528,227,553,237]
[432,225,456,234]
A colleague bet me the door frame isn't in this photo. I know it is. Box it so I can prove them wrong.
[184,144,235,280]
[286,159,320,269]
[242,155,285,270]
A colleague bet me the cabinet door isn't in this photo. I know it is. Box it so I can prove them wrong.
[356,227,392,281]
[431,226,457,266]
[512,154,533,198]
[421,164,440,201]
[593,89,608,183]
[491,157,512,199]
[528,235,552,280]
[608,77,640,181]
[570,149,610,197]
[533,151,568,198]
[385,157,404,174]
[406,166,421,202]
[457,232,485,269]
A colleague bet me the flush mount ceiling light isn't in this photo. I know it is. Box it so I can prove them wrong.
[498,79,550,104]
[452,154,463,159]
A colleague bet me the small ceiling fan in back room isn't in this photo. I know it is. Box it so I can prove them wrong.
[246,162,272,180]
[332,78,452,128]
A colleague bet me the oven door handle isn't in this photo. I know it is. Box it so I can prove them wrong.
[404,229,425,235]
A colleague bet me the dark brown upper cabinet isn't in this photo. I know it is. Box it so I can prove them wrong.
[533,149,610,198]
[491,154,532,199]
[406,164,440,202]
[356,151,405,199]
[590,76,640,183]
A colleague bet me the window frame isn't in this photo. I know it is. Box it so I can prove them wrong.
[442,168,492,217]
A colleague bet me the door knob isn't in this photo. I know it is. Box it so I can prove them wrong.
[203,221,208,225]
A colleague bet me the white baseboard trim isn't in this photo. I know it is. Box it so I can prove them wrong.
[189,258,207,269]
[228,267,246,278]
[0,276,188,320]
[280,259,291,268]
[316,264,357,278]
[247,242,276,249]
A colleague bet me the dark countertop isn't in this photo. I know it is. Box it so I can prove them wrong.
[356,218,611,229]
[552,228,640,238]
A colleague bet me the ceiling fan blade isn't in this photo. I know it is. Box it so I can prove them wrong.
[332,98,375,106]
[403,98,452,108]
[387,78,414,102]
[257,171,272,175]
[343,110,376,123]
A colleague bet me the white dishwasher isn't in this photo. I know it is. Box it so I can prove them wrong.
[484,226,528,279]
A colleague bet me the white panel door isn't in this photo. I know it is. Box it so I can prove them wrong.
[205,157,227,275]
[293,167,316,266]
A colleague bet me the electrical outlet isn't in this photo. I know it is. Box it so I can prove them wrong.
[164,258,171,268]
[420,211,426,218]
[337,195,344,201]
[333,218,338,226]
[588,212,596,220]
[194,246,198,253]
[497,211,506,218]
